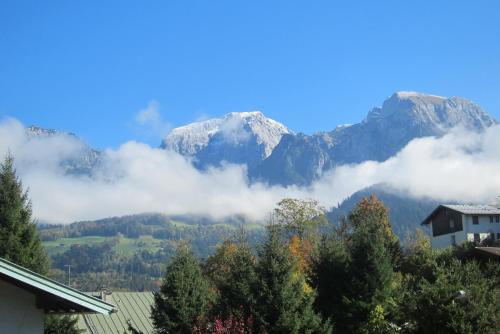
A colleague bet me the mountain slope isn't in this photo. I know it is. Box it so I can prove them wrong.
[327,184,440,239]
[252,92,496,185]
[26,125,101,176]
[161,111,291,169]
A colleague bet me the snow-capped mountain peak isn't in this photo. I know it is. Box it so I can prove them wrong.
[161,111,291,166]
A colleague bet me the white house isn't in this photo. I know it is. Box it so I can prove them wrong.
[0,257,116,334]
[421,204,500,249]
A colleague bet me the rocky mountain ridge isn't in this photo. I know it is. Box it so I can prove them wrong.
[252,92,496,185]
[27,92,496,185]
[161,111,291,169]
[26,125,101,176]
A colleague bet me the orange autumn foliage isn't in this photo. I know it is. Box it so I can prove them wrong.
[288,235,314,274]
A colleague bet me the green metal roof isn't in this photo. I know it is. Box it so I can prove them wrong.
[77,292,155,334]
[0,257,115,315]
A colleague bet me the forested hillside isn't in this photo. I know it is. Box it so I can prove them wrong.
[148,196,500,333]
[328,185,439,239]
[39,214,265,291]
[39,187,441,291]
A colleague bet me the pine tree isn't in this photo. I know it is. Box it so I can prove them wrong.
[43,315,82,334]
[344,221,394,328]
[311,234,350,328]
[342,196,396,332]
[253,226,331,333]
[348,194,401,269]
[205,239,257,319]
[0,153,48,273]
[0,154,79,334]
[151,245,214,334]
[403,259,500,333]
[313,196,397,333]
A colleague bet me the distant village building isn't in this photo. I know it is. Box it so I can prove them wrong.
[421,204,500,248]
[0,257,115,334]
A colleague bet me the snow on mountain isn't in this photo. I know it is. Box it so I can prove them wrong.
[26,126,101,176]
[161,111,292,169]
[161,118,222,156]
[26,125,59,137]
[252,92,497,185]
[22,92,497,187]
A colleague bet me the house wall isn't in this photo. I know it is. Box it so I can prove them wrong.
[0,279,44,334]
[431,213,500,249]
[430,225,467,249]
[463,214,500,242]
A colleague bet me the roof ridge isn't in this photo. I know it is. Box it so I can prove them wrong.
[0,257,115,314]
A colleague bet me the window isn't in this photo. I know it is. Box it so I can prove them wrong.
[490,233,495,241]
[497,233,500,240]
[496,216,500,223]
[472,216,479,225]
[474,233,480,242]
[490,216,494,223]
[449,219,454,229]
[451,235,456,246]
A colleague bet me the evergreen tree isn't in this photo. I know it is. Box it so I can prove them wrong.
[343,221,394,330]
[358,304,398,334]
[205,239,257,319]
[0,154,79,334]
[313,196,397,333]
[400,228,438,284]
[151,245,214,334]
[348,194,401,269]
[402,259,500,333]
[253,226,331,333]
[311,234,350,329]
[43,315,82,334]
[0,154,48,273]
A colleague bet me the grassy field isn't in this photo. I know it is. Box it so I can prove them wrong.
[43,235,164,256]
[42,217,266,259]
[114,235,164,256]
[44,236,108,255]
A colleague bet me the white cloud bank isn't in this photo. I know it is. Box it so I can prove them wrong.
[1,117,500,224]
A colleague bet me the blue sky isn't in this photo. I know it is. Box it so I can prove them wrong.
[1,1,499,148]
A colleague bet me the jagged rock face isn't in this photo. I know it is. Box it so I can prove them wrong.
[371,92,493,130]
[252,92,496,186]
[161,111,291,169]
[26,126,101,176]
[26,92,496,186]
[250,133,335,186]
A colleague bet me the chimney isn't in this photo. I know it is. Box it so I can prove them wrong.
[98,286,108,302]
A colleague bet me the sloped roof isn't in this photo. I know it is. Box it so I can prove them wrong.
[77,292,154,334]
[421,204,500,225]
[442,204,500,215]
[0,257,115,314]
[475,247,500,258]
